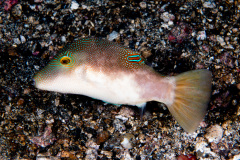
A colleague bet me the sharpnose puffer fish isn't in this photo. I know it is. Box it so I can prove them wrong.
[34,38,212,133]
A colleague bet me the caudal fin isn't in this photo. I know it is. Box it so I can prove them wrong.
[167,69,212,133]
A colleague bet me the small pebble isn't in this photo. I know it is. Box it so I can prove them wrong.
[96,130,110,145]
[70,0,79,10]
[32,51,40,56]
[232,154,240,160]
[23,88,31,94]
[101,151,112,158]
[139,2,147,9]
[195,140,214,157]
[141,49,152,58]
[115,115,128,122]
[168,22,192,43]
[108,31,119,41]
[237,83,240,90]
[36,153,52,160]
[61,151,78,159]
[61,36,66,43]
[8,47,18,56]
[232,28,238,33]
[203,2,216,8]
[13,38,21,45]
[34,0,43,3]
[12,4,22,17]
[177,154,196,160]
[161,12,175,22]
[121,133,134,149]
[17,98,24,106]
[20,35,26,43]
[197,31,207,41]
[36,25,43,31]
[177,155,188,160]
[205,125,223,143]
[217,35,226,47]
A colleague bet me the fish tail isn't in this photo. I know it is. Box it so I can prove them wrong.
[167,69,212,133]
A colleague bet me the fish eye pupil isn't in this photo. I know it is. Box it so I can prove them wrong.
[60,56,71,65]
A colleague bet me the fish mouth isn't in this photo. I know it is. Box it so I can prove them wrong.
[33,73,43,89]
[33,77,39,89]
[33,78,36,86]
[33,78,45,90]
[33,74,38,87]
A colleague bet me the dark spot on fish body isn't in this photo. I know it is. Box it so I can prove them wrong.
[119,49,145,69]
[127,54,144,64]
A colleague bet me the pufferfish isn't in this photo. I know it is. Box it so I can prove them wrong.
[34,38,212,133]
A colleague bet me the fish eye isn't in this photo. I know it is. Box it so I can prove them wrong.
[60,56,71,65]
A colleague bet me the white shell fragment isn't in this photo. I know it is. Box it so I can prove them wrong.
[13,38,21,45]
[139,2,147,9]
[71,0,79,10]
[217,35,226,46]
[161,12,175,22]
[61,36,66,43]
[197,31,207,40]
[121,138,132,149]
[203,1,216,8]
[20,35,26,43]
[108,31,120,41]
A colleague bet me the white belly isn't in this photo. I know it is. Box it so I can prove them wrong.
[79,66,143,105]
[38,65,144,105]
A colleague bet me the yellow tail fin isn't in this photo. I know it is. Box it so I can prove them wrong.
[167,69,212,133]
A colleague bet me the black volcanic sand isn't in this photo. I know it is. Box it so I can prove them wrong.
[0,0,239,159]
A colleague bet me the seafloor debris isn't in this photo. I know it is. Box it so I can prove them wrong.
[29,126,56,148]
